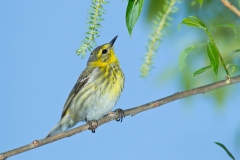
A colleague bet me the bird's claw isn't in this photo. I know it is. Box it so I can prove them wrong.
[114,108,125,122]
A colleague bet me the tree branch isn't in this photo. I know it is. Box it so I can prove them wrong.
[1,75,240,160]
[221,0,240,17]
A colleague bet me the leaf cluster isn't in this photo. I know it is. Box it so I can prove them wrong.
[178,16,239,80]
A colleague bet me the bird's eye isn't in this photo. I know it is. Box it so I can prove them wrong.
[102,49,107,54]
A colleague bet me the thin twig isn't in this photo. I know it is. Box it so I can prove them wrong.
[221,0,240,17]
[1,75,240,159]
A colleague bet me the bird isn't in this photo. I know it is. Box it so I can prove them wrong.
[46,36,125,137]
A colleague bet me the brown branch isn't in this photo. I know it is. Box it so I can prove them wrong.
[221,0,240,17]
[1,75,240,159]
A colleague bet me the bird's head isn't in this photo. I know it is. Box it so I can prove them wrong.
[88,36,119,67]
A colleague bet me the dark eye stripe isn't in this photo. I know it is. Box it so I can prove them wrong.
[102,49,107,54]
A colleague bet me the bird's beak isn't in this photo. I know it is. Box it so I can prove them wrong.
[109,35,118,47]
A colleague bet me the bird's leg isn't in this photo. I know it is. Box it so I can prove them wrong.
[87,120,98,133]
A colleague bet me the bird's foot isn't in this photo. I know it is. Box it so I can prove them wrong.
[114,108,125,122]
[87,120,98,133]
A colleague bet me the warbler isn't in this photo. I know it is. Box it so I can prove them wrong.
[46,36,124,137]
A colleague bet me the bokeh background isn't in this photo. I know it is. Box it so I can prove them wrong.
[1,0,240,159]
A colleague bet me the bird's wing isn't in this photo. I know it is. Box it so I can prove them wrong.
[61,67,95,118]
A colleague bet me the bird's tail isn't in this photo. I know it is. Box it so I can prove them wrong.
[46,114,74,138]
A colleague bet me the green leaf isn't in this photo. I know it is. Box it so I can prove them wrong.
[211,23,237,39]
[189,16,206,28]
[178,43,206,71]
[234,48,240,52]
[207,41,219,75]
[191,0,196,6]
[179,16,206,30]
[214,142,235,160]
[227,64,237,72]
[224,49,240,59]
[191,0,203,6]
[198,0,203,6]
[193,65,211,77]
[126,0,144,36]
